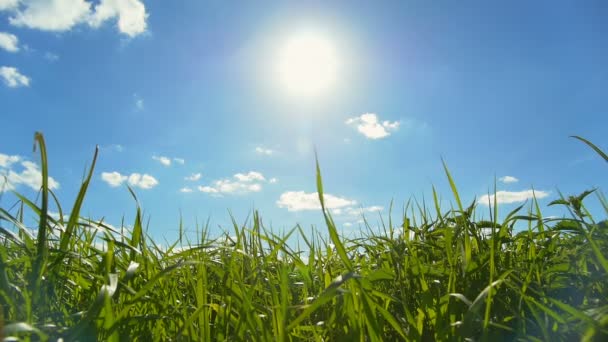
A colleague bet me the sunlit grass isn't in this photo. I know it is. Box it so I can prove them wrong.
[0,133,607,341]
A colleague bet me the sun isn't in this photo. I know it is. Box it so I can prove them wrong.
[278,32,338,97]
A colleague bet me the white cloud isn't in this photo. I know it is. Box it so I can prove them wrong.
[350,206,383,214]
[152,155,171,166]
[179,187,193,193]
[185,173,201,181]
[100,171,158,189]
[0,66,30,87]
[8,0,92,32]
[198,185,218,194]
[134,94,144,110]
[255,147,275,155]
[100,144,124,152]
[478,190,549,205]
[152,155,184,167]
[276,191,357,212]
[101,171,126,187]
[0,0,19,11]
[199,171,269,195]
[0,153,20,167]
[88,0,148,37]
[343,222,353,227]
[345,113,400,139]
[4,0,148,37]
[0,32,19,52]
[44,52,59,62]
[499,176,519,184]
[269,177,278,184]
[234,171,265,182]
[127,173,157,189]
[331,205,384,217]
[1,159,60,192]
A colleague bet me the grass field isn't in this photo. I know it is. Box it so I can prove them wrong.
[0,133,607,341]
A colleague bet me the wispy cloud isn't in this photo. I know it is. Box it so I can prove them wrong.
[44,51,59,62]
[234,171,265,182]
[331,206,383,217]
[255,146,275,156]
[152,155,185,167]
[185,173,202,181]
[100,144,124,152]
[1,153,60,192]
[0,66,30,88]
[0,153,20,168]
[276,191,357,212]
[101,171,158,189]
[134,94,144,111]
[3,0,148,37]
[499,176,518,184]
[179,187,193,193]
[152,155,171,166]
[478,190,549,205]
[0,32,19,52]
[198,171,269,195]
[0,0,18,11]
[345,113,400,139]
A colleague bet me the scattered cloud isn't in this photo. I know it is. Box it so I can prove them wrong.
[152,155,171,166]
[198,186,218,194]
[255,146,275,156]
[0,66,30,87]
[269,177,278,184]
[88,0,148,37]
[478,190,549,205]
[8,0,92,31]
[134,94,144,111]
[101,171,127,187]
[100,144,124,152]
[276,191,357,212]
[152,155,185,167]
[179,187,193,193]
[1,155,60,192]
[0,31,18,52]
[198,171,269,195]
[0,0,19,11]
[185,173,201,181]
[331,205,383,218]
[2,0,149,37]
[100,171,158,189]
[0,153,20,167]
[343,222,353,227]
[127,173,158,189]
[345,113,400,139]
[234,171,265,182]
[499,176,519,184]
[44,51,59,62]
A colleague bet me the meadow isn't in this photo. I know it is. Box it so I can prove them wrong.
[0,133,607,341]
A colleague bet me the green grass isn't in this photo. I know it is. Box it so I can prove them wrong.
[0,133,607,341]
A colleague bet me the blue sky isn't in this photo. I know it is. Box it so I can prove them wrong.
[1,1,607,242]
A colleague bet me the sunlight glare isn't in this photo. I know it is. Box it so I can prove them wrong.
[278,32,338,97]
